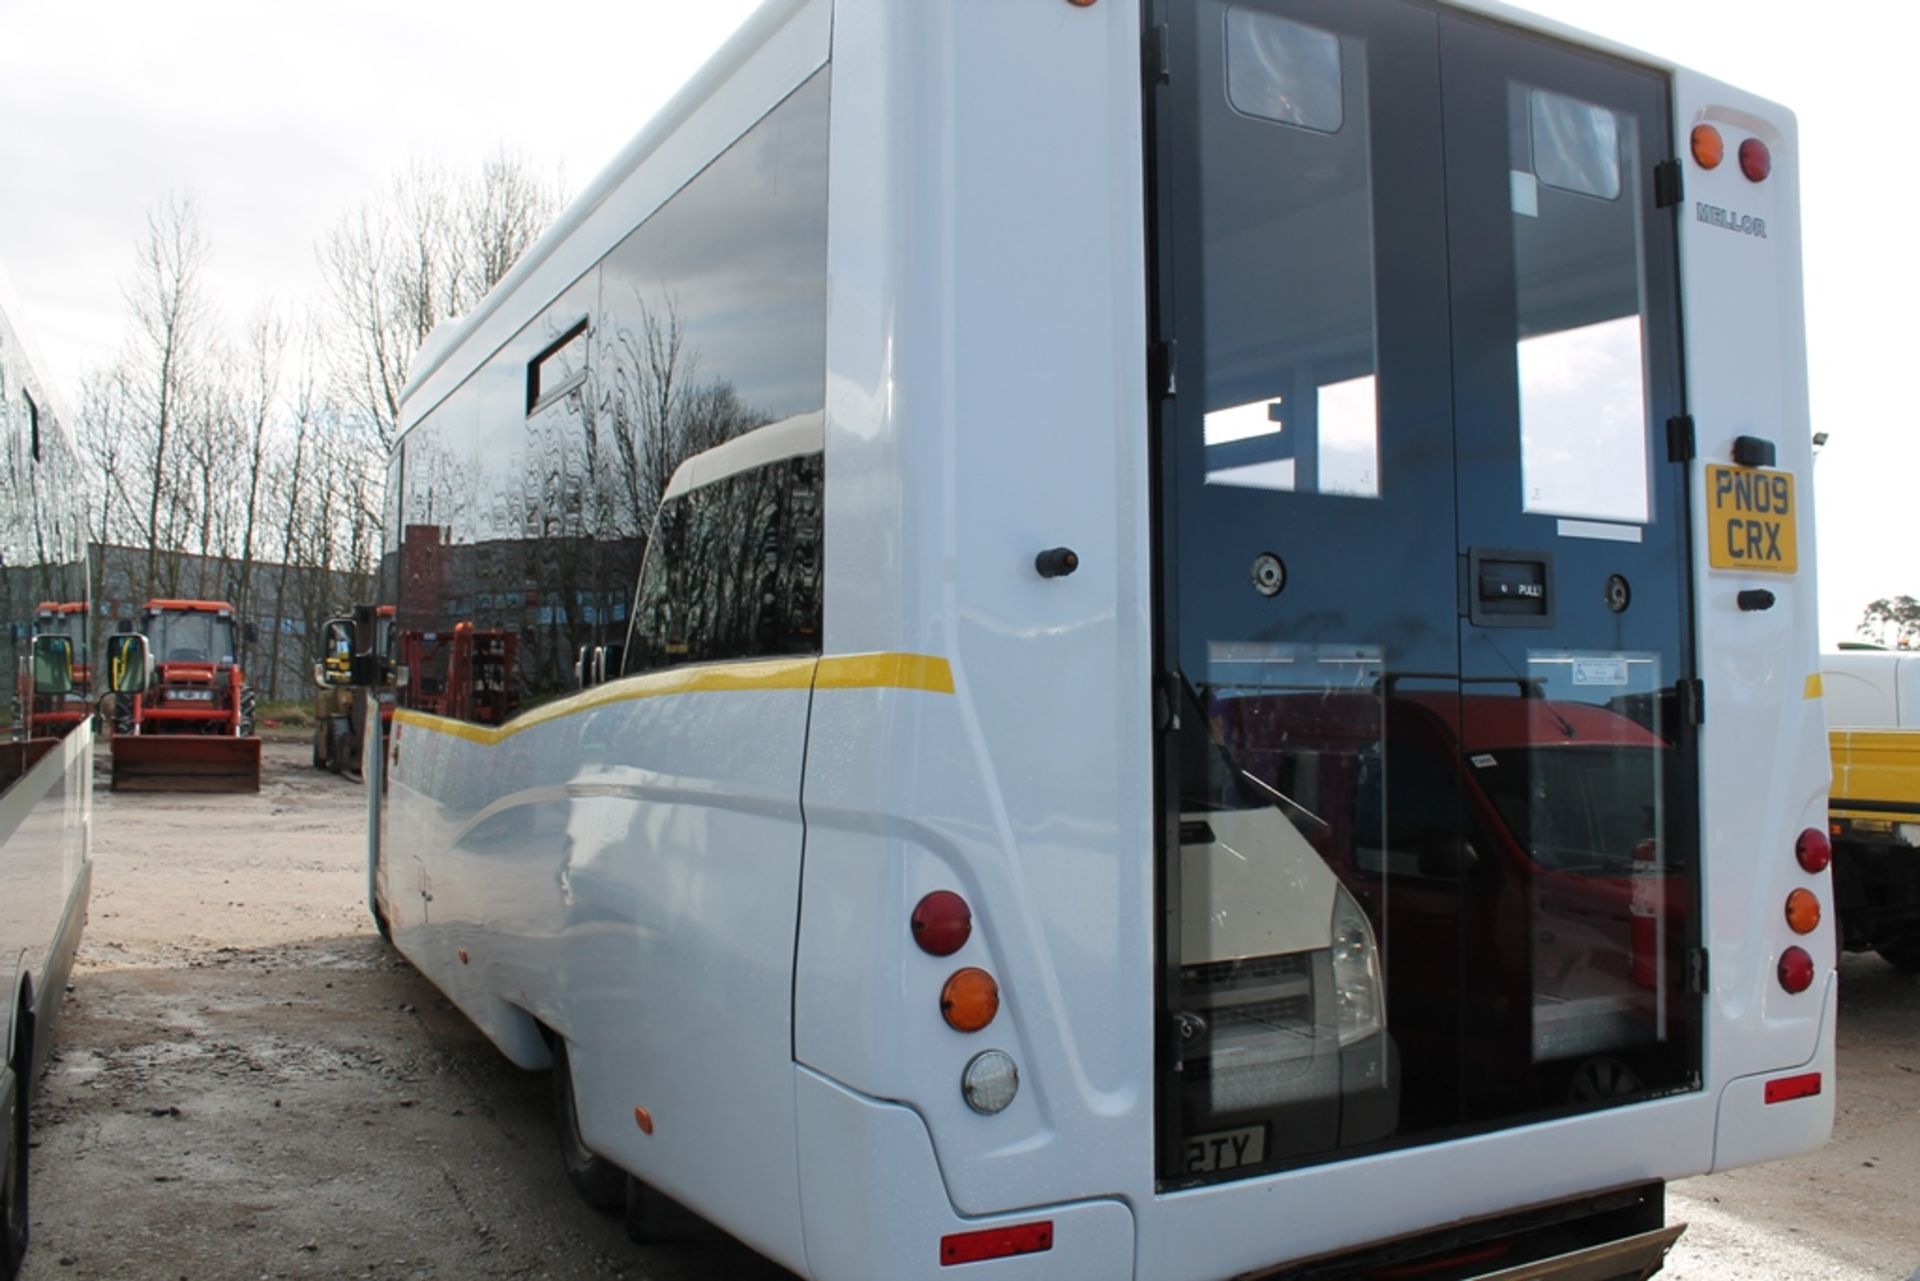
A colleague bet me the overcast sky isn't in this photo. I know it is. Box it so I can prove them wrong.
[2,0,1915,644]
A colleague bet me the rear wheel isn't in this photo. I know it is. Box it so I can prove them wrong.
[238,687,257,738]
[1876,936,1920,974]
[550,1037,624,1209]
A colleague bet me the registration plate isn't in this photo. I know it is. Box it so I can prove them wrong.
[169,689,214,702]
[1705,464,1796,573]
[1184,1124,1267,1174]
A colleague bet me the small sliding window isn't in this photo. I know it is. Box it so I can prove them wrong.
[525,318,589,415]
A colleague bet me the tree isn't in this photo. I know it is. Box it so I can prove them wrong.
[124,194,211,594]
[319,150,563,451]
[1859,597,1920,649]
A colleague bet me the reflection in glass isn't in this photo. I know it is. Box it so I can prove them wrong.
[1529,89,1622,200]
[1203,23,1380,501]
[1509,83,1648,524]
[1226,8,1345,134]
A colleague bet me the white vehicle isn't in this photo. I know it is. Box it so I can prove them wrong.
[0,276,92,1280]
[359,1,1833,1276]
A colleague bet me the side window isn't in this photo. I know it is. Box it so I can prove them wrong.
[623,452,824,675]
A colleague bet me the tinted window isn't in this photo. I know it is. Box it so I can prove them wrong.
[627,452,823,673]
[387,69,829,723]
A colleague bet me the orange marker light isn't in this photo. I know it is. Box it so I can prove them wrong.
[1690,124,1724,170]
[941,967,1000,1033]
[633,1106,654,1135]
[1784,888,1821,935]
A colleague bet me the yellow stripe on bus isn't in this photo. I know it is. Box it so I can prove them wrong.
[393,652,955,746]
[1804,673,1823,700]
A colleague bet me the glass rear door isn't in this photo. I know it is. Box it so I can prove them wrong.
[1149,0,1697,1186]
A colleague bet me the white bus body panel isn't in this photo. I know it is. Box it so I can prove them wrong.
[379,1,1832,1276]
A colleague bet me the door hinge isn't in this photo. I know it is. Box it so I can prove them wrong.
[1149,339,1178,401]
[1666,414,1695,462]
[1144,23,1171,87]
[1654,158,1684,209]
[1680,678,1706,726]
[1685,947,1709,995]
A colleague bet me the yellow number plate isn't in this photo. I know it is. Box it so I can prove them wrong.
[1706,465,1797,573]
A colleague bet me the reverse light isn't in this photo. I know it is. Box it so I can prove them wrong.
[1331,887,1384,1047]
[941,967,1000,1033]
[1777,945,1815,994]
[1784,888,1822,935]
[961,1050,1019,1115]
[911,890,972,957]
[1796,827,1832,874]
[1690,124,1724,169]
[1739,137,1772,182]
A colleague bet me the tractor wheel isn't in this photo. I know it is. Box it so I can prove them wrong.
[312,723,328,769]
[112,694,134,737]
[239,687,257,739]
[1877,935,1920,974]
[551,1037,624,1210]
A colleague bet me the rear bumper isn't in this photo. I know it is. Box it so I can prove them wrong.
[793,1066,1136,1281]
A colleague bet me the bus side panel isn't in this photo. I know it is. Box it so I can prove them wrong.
[383,682,814,1275]
[1,720,92,1077]
[1671,71,1835,1107]
[799,0,1157,1221]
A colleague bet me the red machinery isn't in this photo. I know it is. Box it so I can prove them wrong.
[18,602,92,739]
[110,599,262,792]
[398,623,519,726]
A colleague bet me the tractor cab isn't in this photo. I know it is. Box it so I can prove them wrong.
[109,599,262,792]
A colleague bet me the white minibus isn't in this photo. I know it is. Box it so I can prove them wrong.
[355,1,1834,1276]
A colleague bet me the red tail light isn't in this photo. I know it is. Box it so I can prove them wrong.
[1795,827,1831,873]
[911,890,972,957]
[1778,945,1815,994]
[1739,137,1772,182]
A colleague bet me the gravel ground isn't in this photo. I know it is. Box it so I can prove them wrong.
[18,738,1920,1279]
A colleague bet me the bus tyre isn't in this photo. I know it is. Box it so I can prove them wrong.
[1566,1054,1644,1106]
[2,1064,26,1280]
[551,1038,624,1209]
[1877,936,1920,974]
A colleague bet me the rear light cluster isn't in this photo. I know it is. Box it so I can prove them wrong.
[1777,828,1830,995]
[1690,123,1772,182]
[913,890,1019,1115]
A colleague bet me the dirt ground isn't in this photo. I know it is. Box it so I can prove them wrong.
[18,738,1920,1280]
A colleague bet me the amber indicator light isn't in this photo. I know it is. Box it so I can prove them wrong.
[1784,888,1821,935]
[941,967,1000,1033]
[1690,124,1724,169]
[633,1106,654,1135]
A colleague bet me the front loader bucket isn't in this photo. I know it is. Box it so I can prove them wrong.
[111,735,263,793]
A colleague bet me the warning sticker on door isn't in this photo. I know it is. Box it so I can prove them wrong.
[1706,465,1797,574]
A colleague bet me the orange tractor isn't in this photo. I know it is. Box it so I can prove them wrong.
[109,599,262,792]
[13,602,93,739]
